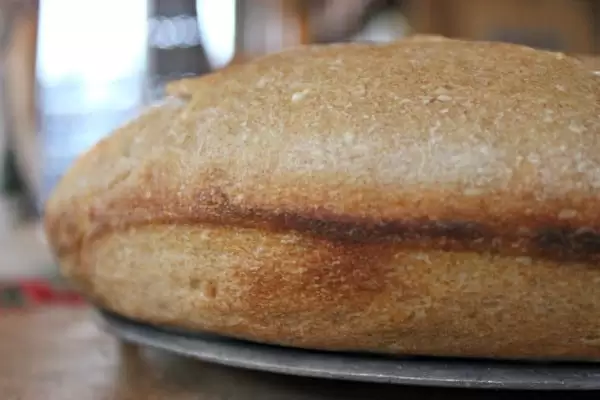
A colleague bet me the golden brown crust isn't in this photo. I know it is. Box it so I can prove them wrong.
[44,36,600,359]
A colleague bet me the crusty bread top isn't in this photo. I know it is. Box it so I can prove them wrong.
[574,54,600,74]
[45,37,600,267]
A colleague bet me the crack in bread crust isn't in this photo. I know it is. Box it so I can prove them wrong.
[74,195,600,265]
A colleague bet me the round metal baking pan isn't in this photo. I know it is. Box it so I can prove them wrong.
[98,309,600,390]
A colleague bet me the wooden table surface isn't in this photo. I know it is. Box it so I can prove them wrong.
[1,306,599,400]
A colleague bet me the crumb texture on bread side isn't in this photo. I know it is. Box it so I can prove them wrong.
[88,223,600,360]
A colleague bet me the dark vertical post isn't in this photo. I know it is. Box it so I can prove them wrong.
[147,0,212,97]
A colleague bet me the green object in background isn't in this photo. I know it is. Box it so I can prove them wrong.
[0,285,25,308]
[1,144,40,220]
[2,146,25,195]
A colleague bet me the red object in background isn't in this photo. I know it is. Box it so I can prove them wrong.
[21,280,54,303]
[0,279,84,309]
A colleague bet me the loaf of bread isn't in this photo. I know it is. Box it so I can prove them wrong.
[44,36,600,360]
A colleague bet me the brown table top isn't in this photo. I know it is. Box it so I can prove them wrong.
[1,306,598,400]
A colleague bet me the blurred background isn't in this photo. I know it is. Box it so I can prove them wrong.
[0,0,598,294]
